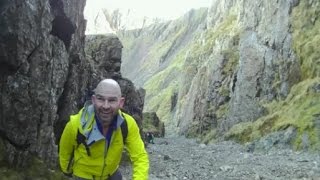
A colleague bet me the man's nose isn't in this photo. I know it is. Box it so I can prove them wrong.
[102,100,111,108]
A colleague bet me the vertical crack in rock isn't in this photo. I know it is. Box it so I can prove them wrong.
[49,0,75,49]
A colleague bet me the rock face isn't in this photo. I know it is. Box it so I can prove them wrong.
[176,0,301,136]
[218,0,301,132]
[0,0,87,168]
[143,112,165,137]
[120,0,320,150]
[0,0,144,175]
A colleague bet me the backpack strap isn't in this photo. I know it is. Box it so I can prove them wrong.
[76,129,91,156]
[120,113,128,145]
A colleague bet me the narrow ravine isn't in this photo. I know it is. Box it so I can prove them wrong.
[120,137,320,180]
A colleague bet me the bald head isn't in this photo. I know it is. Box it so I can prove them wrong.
[94,79,122,97]
[92,79,124,126]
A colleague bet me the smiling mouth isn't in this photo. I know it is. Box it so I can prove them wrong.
[101,112,110,115]
[100,111,112,116]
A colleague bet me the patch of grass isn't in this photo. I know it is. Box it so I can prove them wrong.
[221,47,239,76]
[145,80,177,122]
[225,122,254,143]
[184,121,201,138]
[140,26,187,71]
[142,123,158,132]
[142,113,159,132]
[225,78,320,150]
[292,1,320,79]
[189,14,239,58]
[0,156,67,180]
[201,129,217,144]
[141,8,240,127]
[216,103,229,119]
[218,86,230,97]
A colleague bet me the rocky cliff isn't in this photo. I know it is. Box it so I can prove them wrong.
[120,0,320,151]
[0,0,87,173]
[0,0,143,178]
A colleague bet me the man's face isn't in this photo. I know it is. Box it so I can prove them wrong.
[92,93,124,127]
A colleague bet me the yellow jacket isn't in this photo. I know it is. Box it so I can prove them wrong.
[59,104,149,179]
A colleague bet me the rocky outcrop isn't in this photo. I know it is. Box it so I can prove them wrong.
[175,0,302,137]
[0,0,87,170]
[220,0,301,131]
[143,112,165,137]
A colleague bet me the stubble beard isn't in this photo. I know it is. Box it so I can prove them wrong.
[99,113,113,126]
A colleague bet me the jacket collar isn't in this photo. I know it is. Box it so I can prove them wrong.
[80,101,125,145]
[86,113,125,145]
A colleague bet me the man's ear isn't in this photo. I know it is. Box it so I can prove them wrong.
[119,97,125,108]
[91,95,96,103]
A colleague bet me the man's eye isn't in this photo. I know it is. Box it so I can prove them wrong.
[97,97,104,101]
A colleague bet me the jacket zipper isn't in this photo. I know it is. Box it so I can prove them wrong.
[100,139,108,179]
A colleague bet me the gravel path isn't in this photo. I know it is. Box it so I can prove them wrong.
[120,137,320,180]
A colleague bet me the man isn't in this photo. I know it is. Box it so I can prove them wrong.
[147,133,155,144]
[59,79,149,180]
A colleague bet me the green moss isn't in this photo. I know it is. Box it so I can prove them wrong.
[226,78,320,150]
[0,156,67,180]
[185,121,201,138]
[170,48,189,69]
[216,103,229,119]
[292,1,320,79]
[0,167,23,180]
[142,113,159,132]
[140,9,240,126]
[225,122,253,143]
[221,47,239,76]
[189,14,239,58]
[143,43,185,122]
[140,26,187,71]
[218,87,230,97]
[145,82,176,122]
[257,114,278,136]
[201,129,217,144]
[142,123,158,132]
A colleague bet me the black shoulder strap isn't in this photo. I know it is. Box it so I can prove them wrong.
[120,113,128,145]
[76,129,91,156]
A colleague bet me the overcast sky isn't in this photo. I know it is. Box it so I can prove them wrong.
[85,0,212,20]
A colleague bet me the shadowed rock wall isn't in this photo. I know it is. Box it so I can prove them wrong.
[0,0,144,173]
[0,0,87,168]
